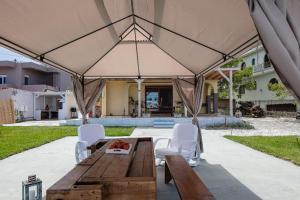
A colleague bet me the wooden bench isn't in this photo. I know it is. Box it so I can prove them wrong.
[165,155,215,200]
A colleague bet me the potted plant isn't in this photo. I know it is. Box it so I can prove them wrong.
[173,106,183,118]
[142,108,151,118]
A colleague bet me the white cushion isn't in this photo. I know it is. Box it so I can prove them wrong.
[156,148,193,160]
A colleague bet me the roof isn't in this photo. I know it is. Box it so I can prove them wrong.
[0,60,59,73]
[0,0,258,78]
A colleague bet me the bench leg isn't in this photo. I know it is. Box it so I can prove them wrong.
[165,163,172,184]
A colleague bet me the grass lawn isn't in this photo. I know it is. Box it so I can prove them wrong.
[225,135,300,166]
[0,126,134,160]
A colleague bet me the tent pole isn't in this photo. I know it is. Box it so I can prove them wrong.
[216,68,234,117]
[0,39,78,75]
[229,70,233,117]
[134,24,196,75]
[133,26,141,76]
[134,14,232,59]
[81,75,87,124]
[197,35,259,76]
[82,23,133,75]
[135,78,144,117]
[35,14,132,58]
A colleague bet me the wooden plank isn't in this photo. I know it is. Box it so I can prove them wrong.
[47,165,90,192]
[128,141,147,177]
[102,138,138,178]
[88,139,109,154]
[79,138,138,183]
[78,153,115,183]
[47,185,103,200]
[79,140,112,166]
[70,185,103,200]
[143,141,154,177]
[0,99,15,124]
[128,141,153,177]
[165,155,215,200]
[102,181,156,200]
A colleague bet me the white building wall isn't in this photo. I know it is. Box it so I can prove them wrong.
[59,91,78,120]
[236,47,299,111]
[0,88,34,120]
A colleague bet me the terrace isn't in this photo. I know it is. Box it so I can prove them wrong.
[0,0,299,200]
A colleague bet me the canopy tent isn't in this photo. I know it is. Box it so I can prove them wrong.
[0,0,259,78]
[1,0,300,152]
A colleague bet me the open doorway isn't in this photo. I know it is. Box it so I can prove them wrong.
[145,86,173,115]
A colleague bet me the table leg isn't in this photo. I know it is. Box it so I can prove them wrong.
[165,163,172,184]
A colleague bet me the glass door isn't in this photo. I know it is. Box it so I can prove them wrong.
[146,88,159,112]
[145,86,173,114]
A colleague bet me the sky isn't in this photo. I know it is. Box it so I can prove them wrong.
[0,47,37,63]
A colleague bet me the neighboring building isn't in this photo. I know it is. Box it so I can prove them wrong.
[0,60,77,121]
[236,46,299,115]
[0,60,71,91]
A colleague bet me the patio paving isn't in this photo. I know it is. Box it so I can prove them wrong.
[0,127,300,199]
[132,128,300,200]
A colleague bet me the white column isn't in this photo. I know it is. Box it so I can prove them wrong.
[33,94,37,120]
[184,106,188,117]
[135,79,144,117]
[229,70,233,117]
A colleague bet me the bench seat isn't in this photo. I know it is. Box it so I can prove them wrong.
[165,155,215,200]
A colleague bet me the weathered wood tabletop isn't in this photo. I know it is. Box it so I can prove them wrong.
[46,137,156,200]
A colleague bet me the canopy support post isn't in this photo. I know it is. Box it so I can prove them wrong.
[135,78,144,117]
[229,70,233,117]
[216,68,238,117]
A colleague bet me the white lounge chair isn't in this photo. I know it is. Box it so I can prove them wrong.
[75,124,105,163]
[154,123,201,166]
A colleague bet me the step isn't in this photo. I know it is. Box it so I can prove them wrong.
[153,119,175,128]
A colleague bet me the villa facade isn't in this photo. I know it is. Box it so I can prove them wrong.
[99,75,222,118]
[237,46,299,114]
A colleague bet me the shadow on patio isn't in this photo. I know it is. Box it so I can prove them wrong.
[157,159,262,200]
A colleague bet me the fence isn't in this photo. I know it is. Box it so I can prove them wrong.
[0,99,15,124]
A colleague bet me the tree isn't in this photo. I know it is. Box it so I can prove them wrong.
[268,82,289,99]
[218,58,256,99]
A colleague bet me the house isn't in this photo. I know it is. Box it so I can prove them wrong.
[0,60,71,91]
[236,46,299,115]
[0,60,78,121]
[99,74,222,118]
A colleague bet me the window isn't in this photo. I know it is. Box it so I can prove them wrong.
[251,58,256,66]
[24,75,29,85]
[268,78,278,90]
[264,54,271,68]
[239,85,245,95]
[241,62,246,70]
[269,78,278,85]
[0,75,7,85]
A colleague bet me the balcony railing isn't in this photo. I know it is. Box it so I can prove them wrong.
[0,84,15,90]
[253,62,272,73]
[22,84,59,92]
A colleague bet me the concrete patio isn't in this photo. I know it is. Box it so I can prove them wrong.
[0,127,300,200]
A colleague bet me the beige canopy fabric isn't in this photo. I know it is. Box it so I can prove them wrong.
[174,76,205,152]
[247,0,300,101]
[72,76,106,124]
[0,0,258,78]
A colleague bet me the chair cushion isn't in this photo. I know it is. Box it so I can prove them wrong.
[156,148,193,160]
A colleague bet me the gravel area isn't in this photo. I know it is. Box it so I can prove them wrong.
[206,117,300,136]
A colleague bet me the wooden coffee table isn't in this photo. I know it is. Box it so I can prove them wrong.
[46,137,156,200]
